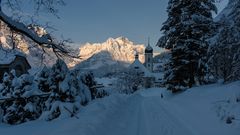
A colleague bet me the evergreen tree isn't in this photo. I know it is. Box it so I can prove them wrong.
[225,1,240,81]
[81,72,97,99]
[41,59,69,120]
[2,73,42,124]
[37,66,51,92]
[40,59,91,120]
[209,20,240,82]
[159,0,217,92]
[157,0,182,49]
[0,72,13,97]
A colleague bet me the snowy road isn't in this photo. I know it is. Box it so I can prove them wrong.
[93,93,195,135]
[1,83,239,135]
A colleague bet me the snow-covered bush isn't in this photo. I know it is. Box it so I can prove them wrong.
[81,72,97,99]
[1,72,42,124]
[0,59,103,124]
[40,60,92,121]
[0,72,14,97]
[37,66,51,92]
[115,69,144,94]
[81,72,108,99]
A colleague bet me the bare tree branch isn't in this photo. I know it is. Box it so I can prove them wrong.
[0,0,78,58]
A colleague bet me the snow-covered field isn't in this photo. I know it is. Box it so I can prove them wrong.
[0,81,239,135]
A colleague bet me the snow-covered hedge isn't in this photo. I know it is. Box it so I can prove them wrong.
[0,59,102,124]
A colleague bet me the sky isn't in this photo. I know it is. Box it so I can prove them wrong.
[27,0,229,51]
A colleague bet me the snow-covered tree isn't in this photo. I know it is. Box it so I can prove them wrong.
[157,0,182,49]
[116,69,144,94]
[2,73,42,124]
[81,72,96,99]
[209,21,240,82]
[0,72,13,97]
[40,60,91,121]
[37,66,51,92]
[81,72,107,99]
[158,0,217,92]
[41,59,68,120]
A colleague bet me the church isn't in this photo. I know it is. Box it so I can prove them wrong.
[129,40,163,88]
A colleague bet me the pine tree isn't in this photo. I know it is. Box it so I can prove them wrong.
[157,0,181,49]
[40,59,92,120]
[210,21,240,82]
[0,72,13,97]
[2,73,42,124]
[81,72,96,99]
[41,59,69,120]
[159,0,217,92]
[37,66,51,92]
[209,1,240,82]
[226,1,240,81]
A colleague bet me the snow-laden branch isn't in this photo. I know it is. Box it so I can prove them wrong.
[0,2,71,57]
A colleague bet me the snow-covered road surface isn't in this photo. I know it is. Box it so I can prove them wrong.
[0,82,239,135]
[93,94,194,135]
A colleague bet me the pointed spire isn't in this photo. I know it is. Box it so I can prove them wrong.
[145,37,153,53]
[148,37,150,47]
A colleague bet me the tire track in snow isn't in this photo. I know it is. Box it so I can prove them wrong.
[93,94,195,135]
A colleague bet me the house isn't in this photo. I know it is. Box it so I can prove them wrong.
[0,54,31,81]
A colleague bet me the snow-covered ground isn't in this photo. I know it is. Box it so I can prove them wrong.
[0,82,239,135]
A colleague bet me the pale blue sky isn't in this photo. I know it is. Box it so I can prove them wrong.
[24,0,229,51]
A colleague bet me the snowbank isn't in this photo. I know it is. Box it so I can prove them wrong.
[0,82,240,135]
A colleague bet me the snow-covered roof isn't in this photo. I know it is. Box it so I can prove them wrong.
[0,50,25,65]
[129,59,153,77]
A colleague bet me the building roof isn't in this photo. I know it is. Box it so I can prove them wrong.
[0,50,24,64]
[0,50,31,68]
[129,58,153,77]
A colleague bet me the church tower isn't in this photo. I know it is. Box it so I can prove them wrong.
[144,38,153,72]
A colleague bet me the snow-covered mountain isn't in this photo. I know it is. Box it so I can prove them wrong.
[0,25,148,73]
[71,37,146,76]
[70,37,145,67]
[0,21,156,75]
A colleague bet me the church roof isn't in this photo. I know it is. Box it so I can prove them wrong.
[129,59,153,77]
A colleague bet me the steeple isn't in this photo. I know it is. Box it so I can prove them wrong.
[144,37,153,72]
[145,37,153,53]
[148,37,150,46]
